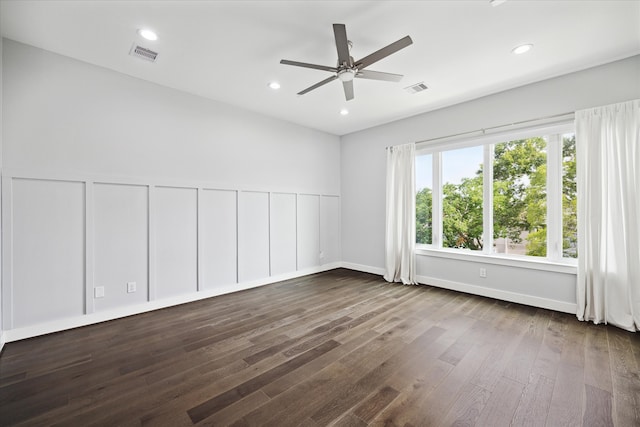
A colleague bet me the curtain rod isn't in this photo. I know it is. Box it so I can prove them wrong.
[414,111,575,146]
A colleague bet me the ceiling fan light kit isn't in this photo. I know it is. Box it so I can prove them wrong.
[338,69,356,82]
[280,23,413,101]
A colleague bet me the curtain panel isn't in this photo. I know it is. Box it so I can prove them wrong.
[576,99,640,331]
[384,143,416,285]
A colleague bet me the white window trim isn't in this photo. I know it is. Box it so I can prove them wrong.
[547,133,563,261]
[415,120,576,269]
[416,119,574,153]
[415,246,577,274]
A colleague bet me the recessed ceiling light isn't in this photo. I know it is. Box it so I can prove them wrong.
[340,108,349,116]
[138,29,158,41]
[512,44,533,55]
[489,0,507,7]
[268,82,281,90]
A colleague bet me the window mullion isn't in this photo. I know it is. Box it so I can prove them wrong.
[547,134,562,261]
[483,144,494,254]
[432,152,442,249]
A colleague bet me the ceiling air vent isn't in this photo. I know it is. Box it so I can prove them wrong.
[404,82,428,94]
[129,44,158,62]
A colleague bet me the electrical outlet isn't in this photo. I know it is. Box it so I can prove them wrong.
[127,282,137,293]
[94,286,105,298]
[479,268,487,278]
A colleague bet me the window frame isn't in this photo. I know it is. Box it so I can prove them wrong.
[415,121,577,271]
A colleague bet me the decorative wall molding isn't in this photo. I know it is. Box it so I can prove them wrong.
[2,172,341,337]
[1,168,341,198]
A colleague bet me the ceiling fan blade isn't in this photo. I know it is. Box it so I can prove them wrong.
[298,75,338,95]
[343,80,354,101]
[354,35,413,70]
[280,59,338,73]
[356,70,404,82]
[333,24,351,67]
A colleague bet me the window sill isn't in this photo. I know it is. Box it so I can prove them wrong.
[415,246,577,274]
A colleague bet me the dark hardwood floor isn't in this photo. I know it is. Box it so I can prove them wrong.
[1,269,639,426]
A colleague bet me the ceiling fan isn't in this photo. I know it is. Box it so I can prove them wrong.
[280,24,413,101]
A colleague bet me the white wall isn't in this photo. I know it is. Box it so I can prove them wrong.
[1,39,342,339]
[297,194,321,270]
[2,40,340,193]
[341,55,640,312]
[10,179,86,327]
[270,192,297,276]
[238,191,271,282]
[93,183,149,310]
[201,189,238,289]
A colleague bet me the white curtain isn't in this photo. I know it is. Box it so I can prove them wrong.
[576,99,640,331]
[384,143,416,285]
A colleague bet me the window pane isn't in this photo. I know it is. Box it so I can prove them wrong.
[416,154,432,245]
[493,137,547,257]
[562,133,578,258]
[442,146,483,250]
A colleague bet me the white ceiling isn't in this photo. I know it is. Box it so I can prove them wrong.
[2,1,639,136]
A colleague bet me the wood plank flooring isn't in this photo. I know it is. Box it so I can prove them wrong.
[1,268,639,426]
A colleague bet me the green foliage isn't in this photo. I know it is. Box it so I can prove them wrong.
[442,178,483,250]
[416,187,432,244]
[526,228,547,256]
[415,134,578,257]
[493,138,547,254]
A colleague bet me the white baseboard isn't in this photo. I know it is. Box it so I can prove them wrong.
[339,262,577,314]
[4,263,342,343]
[0,331,5,354]
[415,274,577,314]
[340,262,385,276]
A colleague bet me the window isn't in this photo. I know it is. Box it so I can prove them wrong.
[442,146,483,250]
[415,123,577,262]
[493,137,547,257]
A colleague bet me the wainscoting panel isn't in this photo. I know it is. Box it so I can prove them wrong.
[200,189,238,290]
[269,193,297,276]
[155,186,198,298]
[1,172,340,339]
[238,191,270,282]
[10,178,85,328]
[93,183,149,311]
[297,194,320,270]
[321,195,341,264]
